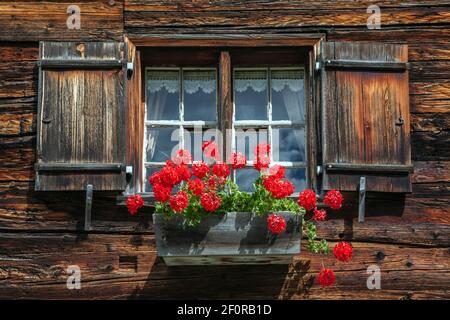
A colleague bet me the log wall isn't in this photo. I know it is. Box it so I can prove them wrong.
[0,0,449,299]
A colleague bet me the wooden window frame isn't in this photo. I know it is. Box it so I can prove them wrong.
[124,33,325,199]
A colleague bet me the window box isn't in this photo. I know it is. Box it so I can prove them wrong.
[153,211,301,266]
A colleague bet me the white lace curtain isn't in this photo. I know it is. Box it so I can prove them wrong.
[234,69,304,93]
[147,70,216,94]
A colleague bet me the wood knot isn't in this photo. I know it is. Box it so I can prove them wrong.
[375,251,385,261]
[406,261,413,268]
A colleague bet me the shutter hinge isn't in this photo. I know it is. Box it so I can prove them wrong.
[358,177,366,223]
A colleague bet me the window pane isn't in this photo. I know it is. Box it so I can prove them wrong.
[234,70,268,120]
[236,169,260,192]
[235,128,268,161]
[146,127,180,162]
[273,128,305,162]
[285,168,306,192]
[184,70,217,121]
[271,69,305,122]
[147,70,179,120]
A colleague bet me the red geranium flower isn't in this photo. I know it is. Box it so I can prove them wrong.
[254,154,270,171]
[298,189,317,211]
[126,194,144,215]
[159,164,180,187]
[192,162,210,179]
[212,162,230,178]
[148,171,162,186]
[254,143,270,157]
[317,268,335,287]
[333,242,353,262]
[201,192,221,212]
[172,149,192,165]
[153,184,171,202]
[269,164,285,179]
[176,164,191,182]
[262,176,294,199]
[324,190,344,210]
[188,179,205,196]
[313,208,327,221]
[229,152,247,169]
[267,213,286,235]
[202,140,220,160]
[169,191,189,213]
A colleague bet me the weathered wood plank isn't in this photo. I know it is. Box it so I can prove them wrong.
[0,233,448,299]
[125,0,450,12]
[0,1,124,41]
[125,6,450,28]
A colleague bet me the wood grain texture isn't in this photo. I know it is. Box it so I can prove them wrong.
[321,42,411,192]
[0,1,124,41]
[0,0,448,300]
[36,42,126,191]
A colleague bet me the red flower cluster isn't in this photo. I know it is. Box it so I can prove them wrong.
[176,163,191,182]
[298,189,317,211]
[201,192,222,212]
[188,179,205,196]
[230,152,247,169]
[263,175,294,199]
[317,268,335,287]
[172,149,192,165]
[170,191,189,213]
[202,140,220,160]
[254,143,270,171]
[192,162,210,179]
[269,164,285,179]
[212,162,230,178]
[313,208,327,221]
[324,189,344,210]
[267,213,286,235]
[159,161,182,187]
[126,194,144,215]
[153,184,171,202]
[333,241,353,262]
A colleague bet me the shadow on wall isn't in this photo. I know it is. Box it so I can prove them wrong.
[128,258,313,300]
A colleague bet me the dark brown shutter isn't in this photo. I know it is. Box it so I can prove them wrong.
[35,42,127,191]
[321,42,412,193]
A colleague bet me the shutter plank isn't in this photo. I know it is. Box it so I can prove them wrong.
[322,42,411,193]
[36,42,126,191]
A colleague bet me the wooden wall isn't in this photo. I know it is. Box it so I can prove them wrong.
[0,0,449,299]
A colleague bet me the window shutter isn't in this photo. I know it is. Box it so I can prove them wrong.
[35,42,127,191]
[321,42,412,193]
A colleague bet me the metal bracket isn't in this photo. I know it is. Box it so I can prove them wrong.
[127,62,134,77]
[315,61,322,72]
[358,177,366,223]
[84,184,93,231]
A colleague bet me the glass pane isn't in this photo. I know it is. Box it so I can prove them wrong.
[236,169,260,192]
[185,128,216,162]
[271,69,305,122]
[147,70,180,120]
[235,128,268,161]
[234,70,268,120]
[273,128,305,162]
[285,168,306,193]
[184,70,217,121]
[146,127,180,162]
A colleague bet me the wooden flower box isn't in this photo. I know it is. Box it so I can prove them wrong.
[153,212,301,266]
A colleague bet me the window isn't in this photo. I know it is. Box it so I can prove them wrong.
[233,68,306,193]
[144,68,218,192]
